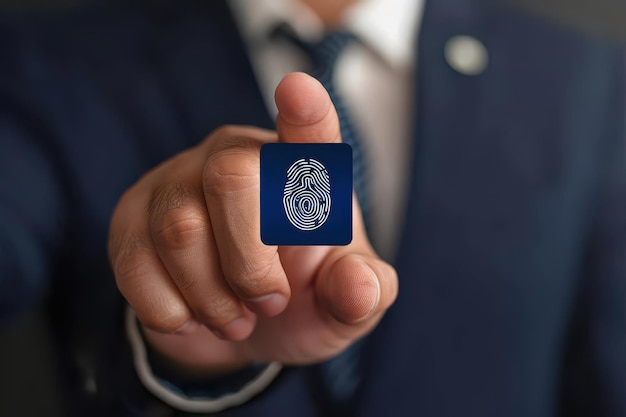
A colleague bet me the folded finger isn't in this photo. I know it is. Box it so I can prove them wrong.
[203,128,291,317]
[109,188,193,333]
[147,181,255,341]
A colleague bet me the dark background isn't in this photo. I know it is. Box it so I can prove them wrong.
[0,1,624,416]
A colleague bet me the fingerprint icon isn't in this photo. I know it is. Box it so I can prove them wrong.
[283,158,331,231]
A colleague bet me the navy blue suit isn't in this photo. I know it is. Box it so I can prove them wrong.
[0,1,624,416]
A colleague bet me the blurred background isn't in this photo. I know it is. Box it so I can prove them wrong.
[0,1,624,416]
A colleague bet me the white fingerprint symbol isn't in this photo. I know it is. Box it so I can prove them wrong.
[283,158,331,231]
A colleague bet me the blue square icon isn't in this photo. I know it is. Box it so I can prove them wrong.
[260,143,352,245]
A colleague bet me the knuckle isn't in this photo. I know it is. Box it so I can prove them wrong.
[208,127,262,153]
[111,230,152,281]
[203,151,258,197]
[217,134,261,152]
[140,308,189,333]
[108,187,142,264]
[152,210,208,251]
[169,269,199,292]
[147,182,198,218]
[194,296,242,328]
[210,124,239,141]
[146,182,209,251]
[227,253,281,299]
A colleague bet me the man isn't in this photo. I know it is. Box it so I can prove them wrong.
[0,0,624,416]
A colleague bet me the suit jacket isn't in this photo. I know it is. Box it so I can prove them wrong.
[0,0,623,416]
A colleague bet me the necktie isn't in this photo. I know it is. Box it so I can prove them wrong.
[273,25,367,411]
[273,25,370,226]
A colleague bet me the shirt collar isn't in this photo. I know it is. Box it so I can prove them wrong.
[228,0,422,70]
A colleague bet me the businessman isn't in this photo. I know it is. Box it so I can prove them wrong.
[1,0,624,416]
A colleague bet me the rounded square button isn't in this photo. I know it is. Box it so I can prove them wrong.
[260,143,352,245]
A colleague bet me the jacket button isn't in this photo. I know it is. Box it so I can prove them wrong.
[444,35,488,75]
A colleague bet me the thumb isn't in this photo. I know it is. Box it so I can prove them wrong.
[315,252,397,327]
[275,72,341,144]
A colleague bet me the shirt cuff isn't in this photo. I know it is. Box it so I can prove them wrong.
[125,306,283,414]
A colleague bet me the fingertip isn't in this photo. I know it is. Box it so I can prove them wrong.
[215,316,256,341]
[173,319,202,335]
[139,306,194,335]
[275,72,340,143]
[319,255,381,324]
[245,293,288,317]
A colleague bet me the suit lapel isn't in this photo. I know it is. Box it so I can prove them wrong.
[355,0,622,415]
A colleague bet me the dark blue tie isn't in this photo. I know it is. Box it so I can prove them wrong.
[273,25,367,410]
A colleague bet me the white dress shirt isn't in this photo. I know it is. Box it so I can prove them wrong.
[229,0,424,260]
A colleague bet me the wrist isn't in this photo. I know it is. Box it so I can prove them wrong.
[142,324,251,377]
[125,307,283,413]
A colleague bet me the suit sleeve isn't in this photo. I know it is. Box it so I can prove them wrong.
[0,100,67,325]
[561,76,626,416]
[586,54,626,416]
[123,306,284,414]
[587,131,626,416]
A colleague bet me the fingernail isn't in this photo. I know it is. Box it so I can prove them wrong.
[221,318,254,341]
[247,293,287,317]
[174,320,200,335]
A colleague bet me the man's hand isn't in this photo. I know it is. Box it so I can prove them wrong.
[108,73,398,375]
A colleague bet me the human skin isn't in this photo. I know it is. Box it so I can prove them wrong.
[301,0,357,27]
[108,73,398,375]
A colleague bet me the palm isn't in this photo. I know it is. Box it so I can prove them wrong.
[247,245,351,364]
[176,244,367,370]
[189,245,358,367]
